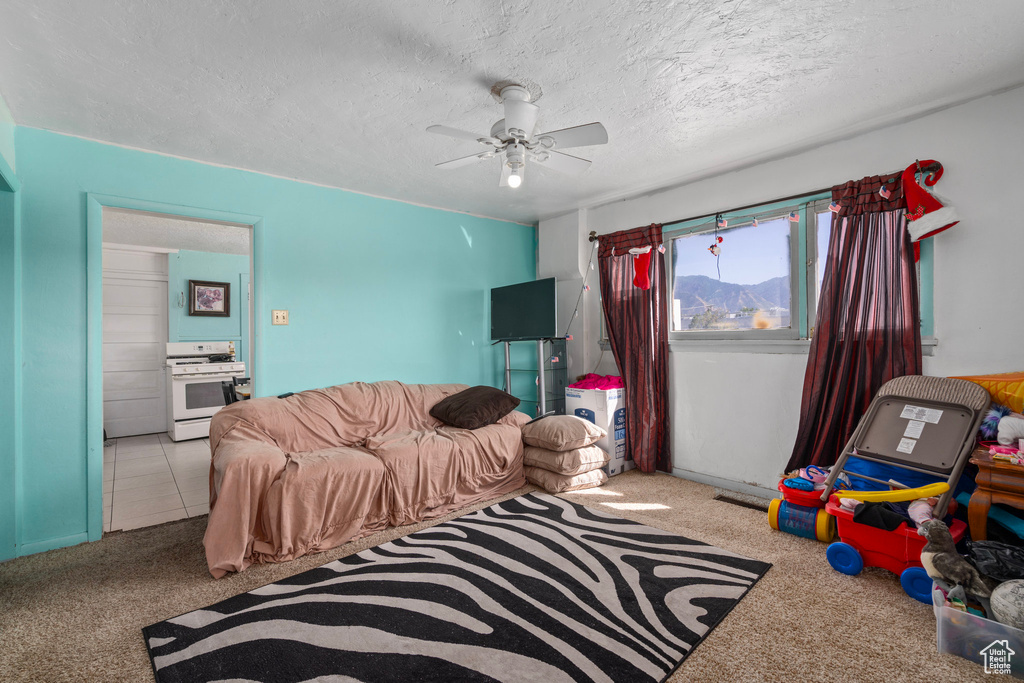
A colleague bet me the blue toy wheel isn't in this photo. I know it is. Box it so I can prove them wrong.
[826,542,863,576]
[900,566,933,605]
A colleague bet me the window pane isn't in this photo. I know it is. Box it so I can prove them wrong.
[816,210,831,297]
[671,218,792,331]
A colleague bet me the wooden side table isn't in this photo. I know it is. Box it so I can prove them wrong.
[969,448,1024,541]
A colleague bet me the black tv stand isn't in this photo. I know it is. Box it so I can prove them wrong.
[501,338,567,417]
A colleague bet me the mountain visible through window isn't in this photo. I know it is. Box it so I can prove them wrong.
[671,217,792,331]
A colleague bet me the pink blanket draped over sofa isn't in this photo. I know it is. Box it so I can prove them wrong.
[204,381,529,578]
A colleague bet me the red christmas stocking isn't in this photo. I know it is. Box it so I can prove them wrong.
[631,247,652,290]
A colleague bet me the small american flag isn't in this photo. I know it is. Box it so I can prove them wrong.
[716,217,727,228]
[879,186,891,199]
[752,218,758,227]
[829,201,841,212]
[788,211,799,222]
[657,244,666,253]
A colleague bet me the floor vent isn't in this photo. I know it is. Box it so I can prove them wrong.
[713,494,770,512]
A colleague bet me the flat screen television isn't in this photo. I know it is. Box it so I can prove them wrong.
[490,277,557,341]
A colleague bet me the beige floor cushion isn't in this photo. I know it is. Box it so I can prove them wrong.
[523,444,609,476]
[521,415,606,451]
[524,465,608,493]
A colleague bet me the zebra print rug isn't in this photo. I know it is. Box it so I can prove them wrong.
[144,493,770,682]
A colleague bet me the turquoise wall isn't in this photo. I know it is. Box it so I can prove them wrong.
[168,250,251,370]
[14,127,536,555]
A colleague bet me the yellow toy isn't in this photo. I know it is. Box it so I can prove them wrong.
[835,482,949,503]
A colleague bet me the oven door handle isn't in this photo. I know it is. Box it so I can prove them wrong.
[171,373,244,381]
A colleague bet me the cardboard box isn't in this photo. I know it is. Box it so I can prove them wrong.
[565,387,630,476]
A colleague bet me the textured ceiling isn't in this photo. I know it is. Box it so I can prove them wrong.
[2,0,1023,224]
[103,208,250,255]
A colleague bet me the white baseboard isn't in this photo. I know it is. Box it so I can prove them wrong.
[671,467,776,500]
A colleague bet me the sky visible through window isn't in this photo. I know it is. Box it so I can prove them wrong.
[817,211,831,295]
[673,217,790,285]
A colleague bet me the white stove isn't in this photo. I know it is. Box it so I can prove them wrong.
[166,341,246,441]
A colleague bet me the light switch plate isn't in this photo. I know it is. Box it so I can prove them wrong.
[272,309,289,325]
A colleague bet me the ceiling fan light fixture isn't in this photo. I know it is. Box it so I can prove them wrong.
[428,81,608,188]
[505,144,525,189]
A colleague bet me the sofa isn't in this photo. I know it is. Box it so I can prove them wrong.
[203,381,529,578]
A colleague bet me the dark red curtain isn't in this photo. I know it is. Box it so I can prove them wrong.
[786,174,922,471]
[598,224,671,473]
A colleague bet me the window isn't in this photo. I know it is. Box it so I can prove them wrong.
[666,195,832,340]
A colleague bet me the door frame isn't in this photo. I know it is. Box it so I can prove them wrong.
[0,153,21,561]
[86,194,264,541]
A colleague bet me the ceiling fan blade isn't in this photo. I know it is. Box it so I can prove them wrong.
[436,152,491,169]
[427,125,499,145]
[534,122,608,149]
[536,150,592,175]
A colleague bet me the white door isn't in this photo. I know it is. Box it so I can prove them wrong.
[102,248,169,438]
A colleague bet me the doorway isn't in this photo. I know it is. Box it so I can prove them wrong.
[99,207,255,532]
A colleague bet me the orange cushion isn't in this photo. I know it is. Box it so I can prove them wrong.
[952,372,1024,413]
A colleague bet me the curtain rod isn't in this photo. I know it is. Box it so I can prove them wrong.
[586,164,925,241]
[660,186,834,229]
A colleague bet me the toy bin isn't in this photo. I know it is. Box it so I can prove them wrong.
[933,587,1024,678]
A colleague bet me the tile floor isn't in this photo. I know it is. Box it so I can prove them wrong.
[102,432,211,533]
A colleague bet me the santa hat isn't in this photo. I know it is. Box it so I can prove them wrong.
[903,160,958,248]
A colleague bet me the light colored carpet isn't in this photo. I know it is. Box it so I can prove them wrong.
[0,471,985,682]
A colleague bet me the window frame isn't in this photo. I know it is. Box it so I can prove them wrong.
[664,193,830,341]
[662,192,936,348]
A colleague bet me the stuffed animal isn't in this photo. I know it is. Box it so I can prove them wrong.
[998,413,1024,447]
[918,519,992,598]
[982,405,1012,440]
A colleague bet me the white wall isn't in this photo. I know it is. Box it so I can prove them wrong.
[0,91,14,171]
[540,85,1024,494]
[537,209,599,383]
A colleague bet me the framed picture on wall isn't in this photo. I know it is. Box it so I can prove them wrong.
[188,280,231,317]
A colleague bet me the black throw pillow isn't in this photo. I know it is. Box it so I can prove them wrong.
[429,385,520,430]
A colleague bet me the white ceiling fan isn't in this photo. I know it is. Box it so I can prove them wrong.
[427,82,608,189]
